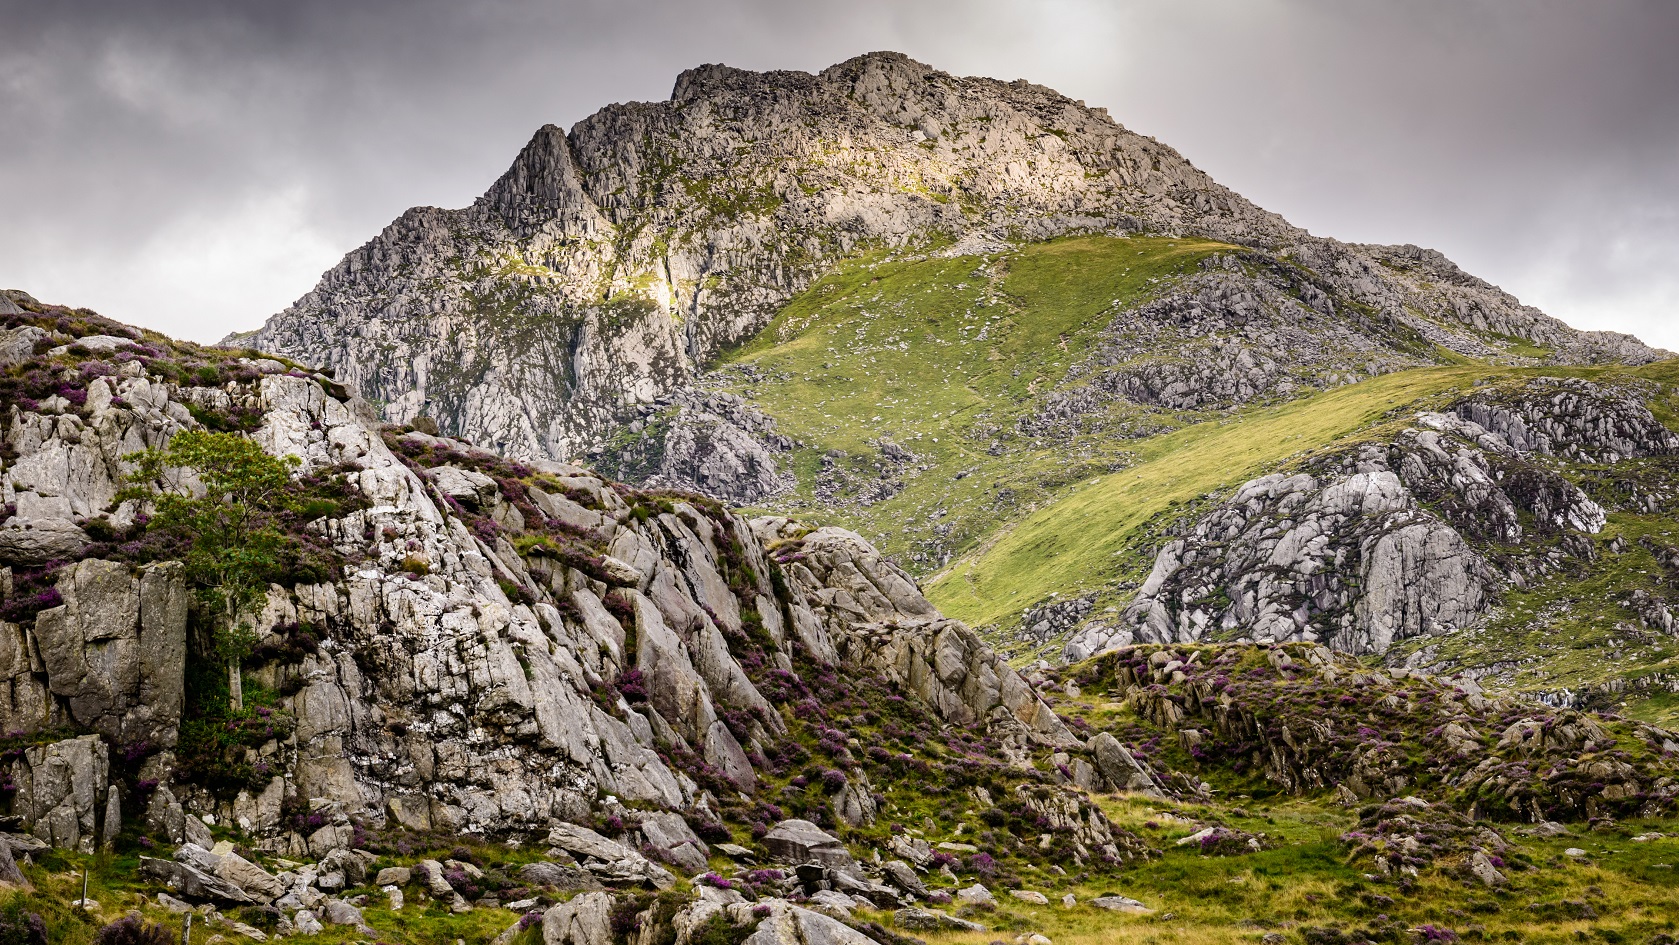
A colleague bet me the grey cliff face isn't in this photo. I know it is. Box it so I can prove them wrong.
[243,53,1667,502]
[1065,378,1676,662]
[0,307,1141,878]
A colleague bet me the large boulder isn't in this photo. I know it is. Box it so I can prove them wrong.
[0,519,90,566]
[762,820,857,876]
[545,823,675,888]
[31,560,188,747]
[1089,732,1167,798]
[7,734,110,852]
[540,890,614,945]
[0,325,48,367]
[747,901,887,945]
[139,845,253,904]
[638,811,709,873]
[518,861,602,891]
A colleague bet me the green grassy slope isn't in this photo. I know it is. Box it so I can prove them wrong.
[925,364,1501,629]
[719,235,1239,570]
[715,234,1679,718]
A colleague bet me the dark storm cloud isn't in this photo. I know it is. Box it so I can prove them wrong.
[1,0,1675,346]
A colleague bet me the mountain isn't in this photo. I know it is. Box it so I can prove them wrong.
[239,50,1662,470]
[239,53,1679,724]
[1,283,1678,943]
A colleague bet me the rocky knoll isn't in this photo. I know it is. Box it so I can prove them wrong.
[239,53,1666,494]
[1065,377,1679,662]
[1055,642,1679,827]
[0,291,1165,942]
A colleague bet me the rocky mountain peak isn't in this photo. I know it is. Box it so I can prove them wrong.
[242,53,1666,489]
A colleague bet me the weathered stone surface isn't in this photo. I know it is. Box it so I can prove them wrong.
[880,860,925,898]
[1090,895,1151,914]
[546,823,675,888]
[893,907,987,932]
[220,852,286,902]
[763,819,857,874]
[1089,733,1166,798]
[9,734,109,852]
[322,897,372,932]
[540,890,613,945]
[0,325,48,367]
[32,560,188,747]
[748,902,887,945]
[292,910,323,935]
[0,518,90,566]
[773,525,1076,750]
[1469,851,1508,887]
[374,866,411,887]
[638,811,709,873]
[518,861,602,891]
[140,851,252,904]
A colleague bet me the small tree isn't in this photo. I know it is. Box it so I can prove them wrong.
[122,430,300,712]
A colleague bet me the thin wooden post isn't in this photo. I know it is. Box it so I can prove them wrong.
[80,867,87,906]
[182,912,192,945]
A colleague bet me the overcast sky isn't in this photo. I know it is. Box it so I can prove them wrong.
[2,0,1676,348]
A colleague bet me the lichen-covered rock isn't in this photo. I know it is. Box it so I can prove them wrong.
[772,525,1075,748]
[540,891,613,945]
[762,819,857,875]
[8,734,110,852]
[1065,379,1664,661]
[31,559,187,747]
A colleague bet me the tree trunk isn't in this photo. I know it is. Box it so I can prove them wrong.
[225,596,244,713]
[229,656,243,712]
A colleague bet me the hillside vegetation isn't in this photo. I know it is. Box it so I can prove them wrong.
[705,236,1679,724]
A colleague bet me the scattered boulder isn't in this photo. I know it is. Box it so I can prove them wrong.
[763,819,858,875]
[540,890,614,945]
[880,860,926,898]
[545,823,675,888]
[1089,733,1167,798]
[1469,851,1507,887]
[518,860,602,891]
[373,866,410,887]
[638,811,709,873]
[894,907,988,932]
[1090,895,1151,914]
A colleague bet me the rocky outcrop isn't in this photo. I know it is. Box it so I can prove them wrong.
[1074,642,1679,822]
[1023,258,1427,439]
[762,819,858,875]
[8,734,113,853]
[242,53,1666,500]
[601,390,797,505]
[31,560,188,747]
[1065,379,1668,661]
[765,523,1076,748]
[0,297,1138,900]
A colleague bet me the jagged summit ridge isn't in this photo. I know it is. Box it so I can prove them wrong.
[243,52,1663,474]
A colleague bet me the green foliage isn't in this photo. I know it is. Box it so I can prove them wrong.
[121,430,302,667]
[0,900,46,945]
[174,662,294,796]
[91,915,172,945]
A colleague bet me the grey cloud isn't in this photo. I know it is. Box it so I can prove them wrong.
[0,0,1675,347]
